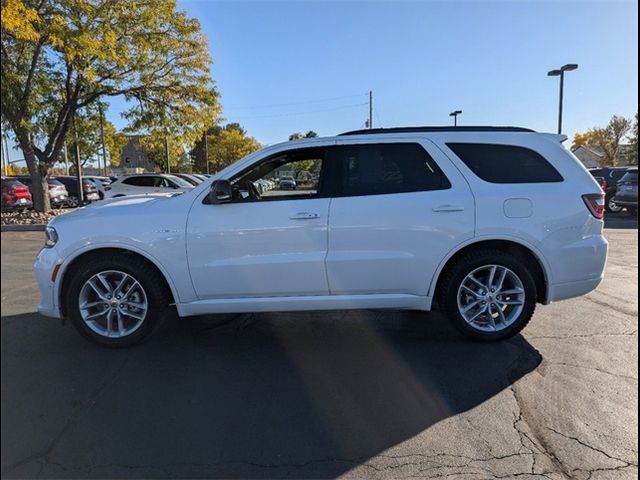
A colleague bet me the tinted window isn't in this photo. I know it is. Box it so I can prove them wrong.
[447,143,563,184]
[123,176,154,187]
[328,143,450,197]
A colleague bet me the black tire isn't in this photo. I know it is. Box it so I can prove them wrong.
[438,249,537,341]
[606,194,623,214]
[67,196,80,208]
[64,254,170,347]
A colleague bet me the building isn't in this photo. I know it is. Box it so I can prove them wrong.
[113,135,157,175]
[573,144,634,168]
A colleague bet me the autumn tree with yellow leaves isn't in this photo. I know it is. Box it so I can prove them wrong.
[1,0,220,211]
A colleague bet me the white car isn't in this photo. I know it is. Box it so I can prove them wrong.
[35,126,608,346]
[105,174,194,198]
[84,176,112,199]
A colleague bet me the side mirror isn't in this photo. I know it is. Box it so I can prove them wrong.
[208,179,232,204]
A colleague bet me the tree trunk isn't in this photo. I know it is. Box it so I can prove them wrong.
[17,130,51,213]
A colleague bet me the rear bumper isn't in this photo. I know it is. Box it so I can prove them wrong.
[546,277,603,303]
[544,234,608,304]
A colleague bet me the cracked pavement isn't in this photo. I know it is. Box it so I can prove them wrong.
[1,215,637,479]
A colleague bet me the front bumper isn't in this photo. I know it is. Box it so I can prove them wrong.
[34,247,63,319]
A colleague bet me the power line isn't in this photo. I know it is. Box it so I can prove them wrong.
[225,93,368,110]
[231,102,368,119]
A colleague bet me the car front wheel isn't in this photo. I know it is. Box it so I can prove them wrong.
[64,255,169,347]
[438,249,537,341]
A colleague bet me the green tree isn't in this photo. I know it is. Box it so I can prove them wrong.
[572,115,632,166]
[64,103,126,169]
[628,113,638,166]
[289,130,318,141]
[1,0,219,211]
[191,123,261,174]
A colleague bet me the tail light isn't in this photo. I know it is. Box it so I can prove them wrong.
[602,180,607,192]
[582,193,605,219]
[82,181,93,191]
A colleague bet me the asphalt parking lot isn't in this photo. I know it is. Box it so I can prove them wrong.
[1,215,638,479]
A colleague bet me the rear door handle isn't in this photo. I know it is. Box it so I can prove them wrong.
[432,205,465,213]
[289,212,320,220]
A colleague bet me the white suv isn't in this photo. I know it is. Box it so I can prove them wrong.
[34,127,608,346]
[105,174,195,198]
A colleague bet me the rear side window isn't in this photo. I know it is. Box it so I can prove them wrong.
[329,143,451,197]
[447,143,563,184]
[123,176,153,187]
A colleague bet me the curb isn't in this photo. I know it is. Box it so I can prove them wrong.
[1,224,47,232]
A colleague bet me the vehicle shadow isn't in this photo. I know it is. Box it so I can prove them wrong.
[604,211,638,229]
[1,310,542,478]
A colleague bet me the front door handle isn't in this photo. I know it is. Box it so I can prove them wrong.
[289,212,320,220]
[432,205,465,213]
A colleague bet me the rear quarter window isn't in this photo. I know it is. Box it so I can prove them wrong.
[447,143,564,184]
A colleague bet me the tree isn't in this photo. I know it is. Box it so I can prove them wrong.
[1,0,220,211]
[191,123,261,174]
[64,103,126,169]
[629,113,638,166]
[289,130,318,141]
[571,115,632,166]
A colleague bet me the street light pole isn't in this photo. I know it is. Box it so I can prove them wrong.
[548,64,578,134]
[449,110,462,126]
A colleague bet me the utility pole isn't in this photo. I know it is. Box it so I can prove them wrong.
[164,133,170,174]
[73,119,84,204]
[63,142,70,175]
[98,104,108,176]
[204,129,210,175]
[368,90,373,129]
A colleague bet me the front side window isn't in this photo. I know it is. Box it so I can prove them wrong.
[231,148,324,202]
[447,143,564,184]
[327,142,451,197]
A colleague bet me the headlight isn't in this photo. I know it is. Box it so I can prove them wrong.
[44,226,58,248]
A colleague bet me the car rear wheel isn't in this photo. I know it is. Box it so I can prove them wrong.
[66,196,80,208]
[438,249,537,341]
[65,255,170,347]
[606,195,623,214]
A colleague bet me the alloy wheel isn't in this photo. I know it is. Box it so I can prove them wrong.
[78,270,148,338]
[457,264,525,332]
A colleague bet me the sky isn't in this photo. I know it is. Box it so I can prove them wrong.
[4,0,639,162]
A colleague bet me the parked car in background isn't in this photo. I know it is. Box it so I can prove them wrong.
[589,167,629,213]
[105,174,195,198]
[54,176,100,207]
[84,176,112,199]
[1,178,33,211]
[279,176,297,190]
[173,173,203,186]
[35,126,608,347]
[614,167,638,216]
[12,176,69,208]
[193,174,208,181]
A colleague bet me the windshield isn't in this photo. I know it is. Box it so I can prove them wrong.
[166,175,195,188]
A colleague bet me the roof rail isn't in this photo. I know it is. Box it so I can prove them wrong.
[339,126,536,136]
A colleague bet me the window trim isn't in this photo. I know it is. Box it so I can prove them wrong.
[446,142,565,184]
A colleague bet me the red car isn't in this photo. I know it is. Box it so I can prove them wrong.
[1,178,33,211]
